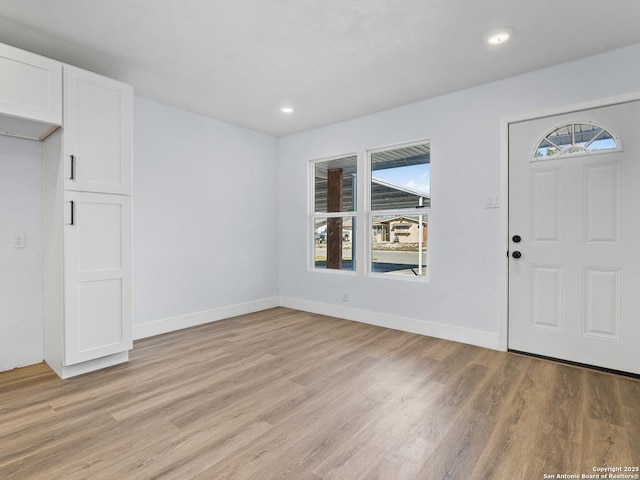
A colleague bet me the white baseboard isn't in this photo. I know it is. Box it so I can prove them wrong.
[133,297,280,340]
[279,296,499,350]
[134,295,499,351]
[46,351,129,379]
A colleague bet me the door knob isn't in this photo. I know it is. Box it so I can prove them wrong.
[512,251,522,259]
[512,235,521,243]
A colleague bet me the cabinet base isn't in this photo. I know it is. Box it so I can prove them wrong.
[46,351,129,379]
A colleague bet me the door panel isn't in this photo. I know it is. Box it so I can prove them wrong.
[529,264,562,330]
[583,267,620,339]
[508,101,640,375]
[584,162,621,244]
[77,279,124,352]
[530,167,563,243]
[64,65,133,195]
[76,201,124,271]
[64,191,132,365]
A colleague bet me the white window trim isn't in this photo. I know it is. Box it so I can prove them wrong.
[307,140,431,280]
[308,153,359,275]
[365,140,431,282]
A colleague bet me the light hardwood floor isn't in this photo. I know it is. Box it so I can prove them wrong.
[1,307,638,479]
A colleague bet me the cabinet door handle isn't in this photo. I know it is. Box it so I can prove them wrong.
[69,155,75,180]
[69,201,75,225]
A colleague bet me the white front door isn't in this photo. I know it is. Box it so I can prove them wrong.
[508,100,640,375]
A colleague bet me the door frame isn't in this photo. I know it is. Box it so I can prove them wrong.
[498,90,640,352]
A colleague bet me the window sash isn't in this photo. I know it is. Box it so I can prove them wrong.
[368,210,429,279]
[311,214,356,272]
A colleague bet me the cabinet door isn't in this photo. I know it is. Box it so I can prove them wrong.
[64,65,133,195]
[64,191,132,365]
[0,42,62,125]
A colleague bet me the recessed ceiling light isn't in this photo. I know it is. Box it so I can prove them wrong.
[486,27,514,46]
[280,106,294,114]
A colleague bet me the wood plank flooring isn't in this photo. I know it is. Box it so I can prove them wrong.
[1,307,638,479]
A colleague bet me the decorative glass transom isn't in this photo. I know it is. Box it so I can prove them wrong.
[534,123,618,159]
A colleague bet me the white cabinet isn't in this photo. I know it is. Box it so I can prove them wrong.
[43,67,133,379]
[64,65,133,195]
[0,43,62,139]
[63,191,132,366]
[0,41,133,378]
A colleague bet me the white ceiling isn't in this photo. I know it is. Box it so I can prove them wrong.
[1,0,640,137]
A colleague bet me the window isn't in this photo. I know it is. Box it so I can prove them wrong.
[312,155,357,271]
[534,123,619,159]
[369,143,430,278]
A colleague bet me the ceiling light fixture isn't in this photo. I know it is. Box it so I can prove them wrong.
[486,27,514,46]
[280,106,294,114]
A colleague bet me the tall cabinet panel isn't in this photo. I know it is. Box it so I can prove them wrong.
[63,191,132,365]
[64,65,133,195]
[44,65,133,379]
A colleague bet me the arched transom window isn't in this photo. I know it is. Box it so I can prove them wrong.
[534,123,620,159]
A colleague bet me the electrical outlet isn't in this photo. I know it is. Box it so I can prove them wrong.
[342,291,349,302]
[11,233,26,249]
[485,194,500,208]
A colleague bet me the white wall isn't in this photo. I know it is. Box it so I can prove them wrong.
[0,135,43,370]
[277,43,640,348]
[3,43,640,371]
[0,97,280,371]
[132,98,280,336]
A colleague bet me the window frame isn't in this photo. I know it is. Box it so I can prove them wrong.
[531,121,622,161]
[308,153,359,275]
[365,140,431,282]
